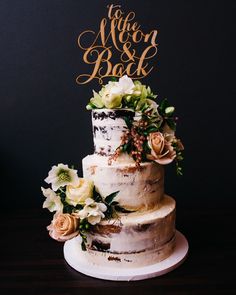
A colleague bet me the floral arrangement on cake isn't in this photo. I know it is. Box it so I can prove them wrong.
[87,75,184,175]
[42,164,127,250]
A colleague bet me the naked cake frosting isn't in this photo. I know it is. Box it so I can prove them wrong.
[41,75,184,269]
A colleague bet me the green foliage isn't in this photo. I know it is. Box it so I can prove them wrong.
[81,240,87,251]
[103,191,133,218]
[86,102,97,110]
[78,219,91,251]
[159,98,169,114]
[122,139,133,154]
[145,126,159,134]
[124,116,133,130]
[176,163,183,176]
[172,142,184,176]
[104,191,120,205]
[166,118,176,131]
[143,140,151,154]
[92,187,103,203]
[158,98,177,132]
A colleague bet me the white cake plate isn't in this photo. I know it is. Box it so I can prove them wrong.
[63,230,188,281]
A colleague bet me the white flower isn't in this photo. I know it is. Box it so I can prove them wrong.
[66,178,94,206]
[45,163,79,191]
[118,75,135,95]
[146,99,158,113]
[100,76,135,109]
[78,198,107,225]
[41,187,63,212]
[100,81,123,109]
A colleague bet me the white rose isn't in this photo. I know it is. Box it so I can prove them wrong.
[65,178,94,206]
[78,198,107,225]
[101,81,123,109]
[118,75,135,95]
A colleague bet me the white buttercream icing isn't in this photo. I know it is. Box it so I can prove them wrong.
[76,196,176,268]
[82,154,164,210]
[92,109,134,155]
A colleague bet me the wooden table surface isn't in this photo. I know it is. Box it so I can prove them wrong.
[1,203,235,295]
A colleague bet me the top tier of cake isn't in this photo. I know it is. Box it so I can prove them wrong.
[92,109,134,156]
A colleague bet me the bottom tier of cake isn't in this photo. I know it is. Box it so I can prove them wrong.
[76,195,176,268]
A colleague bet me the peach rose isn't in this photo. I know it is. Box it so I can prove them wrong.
[47,213,79,242]
[147,132,176,165]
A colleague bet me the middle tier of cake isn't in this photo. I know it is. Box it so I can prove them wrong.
[82,154,164,211]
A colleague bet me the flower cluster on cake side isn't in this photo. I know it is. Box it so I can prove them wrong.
[42,164,128,250]
[87,75,184,174]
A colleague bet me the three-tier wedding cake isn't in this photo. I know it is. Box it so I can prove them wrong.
[42,75,186,278]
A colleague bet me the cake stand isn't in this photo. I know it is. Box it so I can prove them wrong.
[63,230,188,281]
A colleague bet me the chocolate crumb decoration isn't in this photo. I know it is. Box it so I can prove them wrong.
[91,240,110,251]
[133,223,152,232]
[108,256,121,262]
[91,224,122,235]
[124,259,132,263]
[92,109,135,121]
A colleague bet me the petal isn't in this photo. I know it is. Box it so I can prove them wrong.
[154,157,174,165]
[85,198,94,205]
[88,215,101,225]
[78,209,88,220]
[98,203,107,212]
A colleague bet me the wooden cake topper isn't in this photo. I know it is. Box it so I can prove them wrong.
[76,4,158,85]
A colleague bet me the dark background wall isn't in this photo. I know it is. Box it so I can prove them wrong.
[0,0,235,211]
